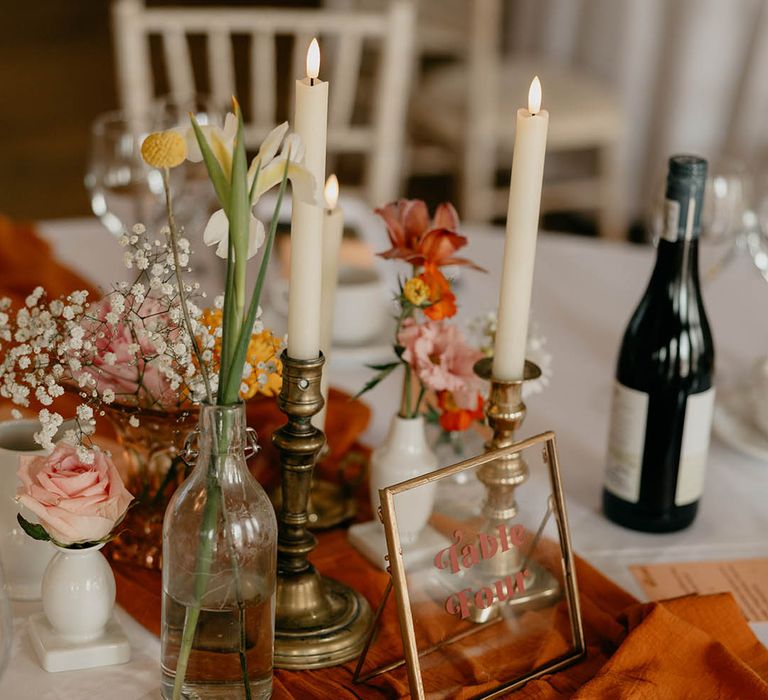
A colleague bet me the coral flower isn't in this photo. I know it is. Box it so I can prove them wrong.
[418,265,457,320]
[375,199,483,269]
[437,390,484,432]
[397,319,483,407]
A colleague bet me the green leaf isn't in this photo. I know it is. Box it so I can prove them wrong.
[367,361,400,372]
[228,105,250,261]
[218,234,237,395]
[424,404,440,424]
[354,361,401,399]
[190,116,230,210]
[17,513,50,542]
[222,155,290,405]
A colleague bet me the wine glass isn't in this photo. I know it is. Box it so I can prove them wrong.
[152,95,224,240]
[743,158,768,283]
[85,96,226,295]
[85,109,181,236]
[647,158,750,282]
[85,96,223,238]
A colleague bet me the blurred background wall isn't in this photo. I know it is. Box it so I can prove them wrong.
[1,0,767,238]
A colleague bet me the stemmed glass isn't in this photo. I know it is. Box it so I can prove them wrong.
[85,96,226,295]
[85,96,222,238]
[85,109,180,237]
[648,158,750,283]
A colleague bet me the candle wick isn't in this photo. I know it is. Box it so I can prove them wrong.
[310,77,315,86]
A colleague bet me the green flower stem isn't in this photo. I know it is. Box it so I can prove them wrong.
[215,459,252,700]
[172,410,252,700]
[222,158,289,405]
[162,169,213,405]
[401,365,412,418]
[172,449,220,700]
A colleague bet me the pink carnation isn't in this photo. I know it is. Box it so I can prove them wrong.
[80,295,175,407]
[17,443,133,545]
[397,319,483,409]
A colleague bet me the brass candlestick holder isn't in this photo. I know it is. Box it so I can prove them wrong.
[272,442,359,530]
[272,351,373,669]
[471,357,559,620]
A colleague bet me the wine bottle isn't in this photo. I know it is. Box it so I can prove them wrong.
[603,155,715,533]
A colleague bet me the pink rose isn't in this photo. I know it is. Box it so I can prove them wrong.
[80,295,175,407]
[17,443,134,545]
[398,319,483,409]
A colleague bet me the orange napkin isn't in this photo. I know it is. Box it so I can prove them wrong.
[110,388,372,636]
[0,216,99,306]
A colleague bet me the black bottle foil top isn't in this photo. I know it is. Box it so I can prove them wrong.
[664,154,708,240]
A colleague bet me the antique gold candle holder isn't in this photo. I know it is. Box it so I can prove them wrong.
[272,351,373,669]
[272,442,359,530]
[470,357,559,621]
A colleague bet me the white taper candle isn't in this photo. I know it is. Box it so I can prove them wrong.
[288,38,328,359]
[492,76,549,381]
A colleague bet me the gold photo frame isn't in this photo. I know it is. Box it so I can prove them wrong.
[353,431,585,699]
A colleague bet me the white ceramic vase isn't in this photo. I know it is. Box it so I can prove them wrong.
[42,544,115,642]
[0,419,57,600]
[369,415,438,544]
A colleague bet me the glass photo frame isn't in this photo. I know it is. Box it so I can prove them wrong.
[354,431,585,699]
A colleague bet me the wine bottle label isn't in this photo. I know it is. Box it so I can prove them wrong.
[605,382,715,505]
[662,199,681,242]
[605,382,648,503]
[675,387,715,505]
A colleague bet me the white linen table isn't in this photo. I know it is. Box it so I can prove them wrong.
[1,218,766,698]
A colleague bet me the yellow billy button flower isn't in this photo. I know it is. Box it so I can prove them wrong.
[141,131,187,169]
[403,277,430,307]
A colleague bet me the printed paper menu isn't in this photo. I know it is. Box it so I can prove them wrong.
[630,558,768,622]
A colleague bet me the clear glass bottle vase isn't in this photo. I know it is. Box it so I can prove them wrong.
[161,404,277,700]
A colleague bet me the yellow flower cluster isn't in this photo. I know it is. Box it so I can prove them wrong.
[201,308,283,399]
[403,277,430,306]
[141,131,187,169]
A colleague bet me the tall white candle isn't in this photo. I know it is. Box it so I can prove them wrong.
[314,175,344,432]
[288,38,328,359]
[492,76,549,381]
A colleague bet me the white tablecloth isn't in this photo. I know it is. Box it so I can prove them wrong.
[2,219,767,698]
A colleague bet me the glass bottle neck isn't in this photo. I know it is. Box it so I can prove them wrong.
[652,238,700,289]
[194,404,249,481]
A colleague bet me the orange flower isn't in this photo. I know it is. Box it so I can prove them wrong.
[375,199,484,270]
[419,265,457,320]
[437,391,484,432]
[201,308,283,399]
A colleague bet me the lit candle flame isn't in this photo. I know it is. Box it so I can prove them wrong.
[528,76,542,115]
[307,38,320,80]
[324,174,339,210]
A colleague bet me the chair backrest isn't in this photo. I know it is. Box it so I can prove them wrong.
[112,0,415,206]
[323,0,467,59]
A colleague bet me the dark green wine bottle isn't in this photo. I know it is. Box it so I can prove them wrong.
[603,155,715,532]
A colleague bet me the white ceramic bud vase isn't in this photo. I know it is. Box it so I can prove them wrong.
[369,414,438,543]
[28,543,130,672]
[42,544,114,641]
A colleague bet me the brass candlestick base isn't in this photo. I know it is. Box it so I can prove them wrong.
[470,357,559,621]
[272,351,373,669]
